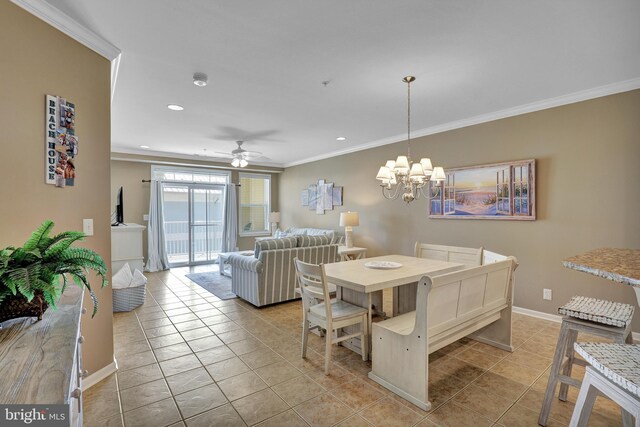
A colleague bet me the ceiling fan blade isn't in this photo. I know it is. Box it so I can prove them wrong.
[241,150,263,159]
[213,152,234,158]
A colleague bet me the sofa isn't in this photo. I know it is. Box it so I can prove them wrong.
[229,234,339,307]
[275,227,343,244]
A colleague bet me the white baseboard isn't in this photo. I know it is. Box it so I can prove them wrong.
[83,357,118,390]
[513,305,639,344]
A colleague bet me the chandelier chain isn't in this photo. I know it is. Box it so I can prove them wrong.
[407,78,411,160]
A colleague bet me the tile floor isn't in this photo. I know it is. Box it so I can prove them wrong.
[84,266,626,427]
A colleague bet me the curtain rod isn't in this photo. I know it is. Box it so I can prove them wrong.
[141,179,241,186]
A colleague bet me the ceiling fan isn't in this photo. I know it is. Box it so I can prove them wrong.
[213,141,267,168]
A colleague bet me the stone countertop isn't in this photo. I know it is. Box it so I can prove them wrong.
[563,248,640,287]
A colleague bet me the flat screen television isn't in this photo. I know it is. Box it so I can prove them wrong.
[113,186,124,225]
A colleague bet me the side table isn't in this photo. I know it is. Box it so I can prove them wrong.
[218,251,254,277]
[338,246,367,262]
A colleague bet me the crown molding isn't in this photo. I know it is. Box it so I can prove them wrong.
[11,0,122,99]
[11,0,121,60]
[111,153,284,174]
[284,77,640,168]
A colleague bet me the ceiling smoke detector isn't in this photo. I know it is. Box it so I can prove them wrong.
[193,72,208,87]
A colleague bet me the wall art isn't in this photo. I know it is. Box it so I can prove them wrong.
[45,95,79,188]
[429,159,535,220]
[301,179,343,214]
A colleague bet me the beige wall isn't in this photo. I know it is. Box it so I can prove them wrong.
[111,154,282,258]
[280,90,640,332]
[0,2,113,373]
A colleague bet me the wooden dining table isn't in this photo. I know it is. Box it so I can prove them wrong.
[323,254,464,356]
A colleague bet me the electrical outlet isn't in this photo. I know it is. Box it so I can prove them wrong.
[543,288,552,300]
[82,219,94,236]
[143,214,149,221]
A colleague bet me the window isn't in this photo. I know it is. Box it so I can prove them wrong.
[151,166,229,265]
[512,164,529,215]
[239,173,271,236]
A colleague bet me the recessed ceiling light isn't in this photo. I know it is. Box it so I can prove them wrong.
[193,72,208,87]
[139,145,150,149]
[167,104,184,111]
[336,136,347,141]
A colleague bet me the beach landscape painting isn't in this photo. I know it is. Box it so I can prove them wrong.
[429,159,535,220]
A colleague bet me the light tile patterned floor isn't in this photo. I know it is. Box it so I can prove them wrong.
[84,266,625,427]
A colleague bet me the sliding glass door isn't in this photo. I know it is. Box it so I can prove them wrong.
[162,183,226,266]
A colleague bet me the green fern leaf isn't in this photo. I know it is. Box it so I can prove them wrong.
[43,231,85,258]
[17,280,35,301]
[3,277,18,295]
[23,220,55,251]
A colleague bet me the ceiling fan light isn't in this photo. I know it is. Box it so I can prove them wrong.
[240,159,248,168]
[231,158,240,168]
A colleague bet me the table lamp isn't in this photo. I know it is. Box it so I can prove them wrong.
[339,211,359,248]
[269,211,281,235]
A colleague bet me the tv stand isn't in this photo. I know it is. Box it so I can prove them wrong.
[111,223,145,273]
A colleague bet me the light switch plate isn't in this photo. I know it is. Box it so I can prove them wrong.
[543,288,552,300]
[83,219,94,236]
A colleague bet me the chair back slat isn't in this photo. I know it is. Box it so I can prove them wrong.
[294,257,332,319]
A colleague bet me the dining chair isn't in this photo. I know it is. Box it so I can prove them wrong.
[294,257,369,375]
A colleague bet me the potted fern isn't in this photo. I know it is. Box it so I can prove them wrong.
[0,220,108,323]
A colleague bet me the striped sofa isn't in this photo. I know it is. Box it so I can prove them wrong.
[229,235,339,307]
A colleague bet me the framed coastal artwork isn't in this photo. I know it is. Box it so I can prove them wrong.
[300,179,343,214]
[429,159,535,220]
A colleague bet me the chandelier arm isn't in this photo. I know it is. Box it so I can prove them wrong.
[381,185,401,200]
[417,185,430,199]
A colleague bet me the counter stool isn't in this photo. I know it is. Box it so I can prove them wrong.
[538,296,634,426]
[569,343,639,427]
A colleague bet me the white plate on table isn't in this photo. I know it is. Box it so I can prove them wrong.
[364,261,402,270]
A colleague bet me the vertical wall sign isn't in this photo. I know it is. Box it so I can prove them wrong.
[45,95,78,187]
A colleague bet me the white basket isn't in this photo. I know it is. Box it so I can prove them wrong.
[112,284,146,312]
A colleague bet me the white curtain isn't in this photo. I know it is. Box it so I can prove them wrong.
[221,183,238,252]
[146,180,170,272]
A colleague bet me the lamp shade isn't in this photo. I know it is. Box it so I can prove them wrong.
[409,163,425,177]
[376,166,391,180]
[394,156,409,174]
[430,166,446,182]
[339,211,359,227]
[268,212,281,223]
[385,160,396,170]
[420,158,433,174]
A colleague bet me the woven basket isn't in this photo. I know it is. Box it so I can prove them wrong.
[0,291,48,323]
[112,284,146,312]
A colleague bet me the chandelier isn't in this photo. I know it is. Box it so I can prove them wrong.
[376,76,445,203]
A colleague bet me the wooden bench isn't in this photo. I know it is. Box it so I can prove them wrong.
[394,243,485,316]
[368,257,518,411]
[415,243,483,267]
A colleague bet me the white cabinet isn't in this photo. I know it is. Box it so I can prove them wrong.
[111,223,146,273]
